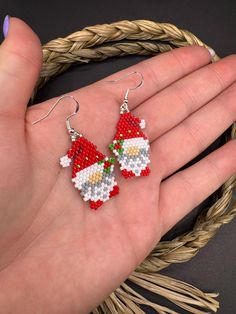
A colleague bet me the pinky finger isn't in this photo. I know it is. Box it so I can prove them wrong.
[159,139,236,235]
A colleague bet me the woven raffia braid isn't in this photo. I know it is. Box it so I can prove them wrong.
[35,20,236,314]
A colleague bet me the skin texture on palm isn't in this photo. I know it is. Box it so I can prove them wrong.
[0,17,235,314]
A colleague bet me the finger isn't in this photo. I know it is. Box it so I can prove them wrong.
[150,80,236,179]
[133,54,236,141]
[29,46,212,148]
[159,140,236,235]
[95,45,213,110]
[0,17,42,117]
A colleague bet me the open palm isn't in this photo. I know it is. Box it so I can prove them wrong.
[0,18,235,314]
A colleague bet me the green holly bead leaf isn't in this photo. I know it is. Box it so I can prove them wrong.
[97,159,105,165]
[104,167,111,174]
[118,148,124,155]
[109,157,115,164]
[109,143,115,150]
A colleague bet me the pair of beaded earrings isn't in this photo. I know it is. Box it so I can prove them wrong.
[33,71,151,209]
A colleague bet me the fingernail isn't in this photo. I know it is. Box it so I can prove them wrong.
[207,47,215,58]
[3,15,10,38]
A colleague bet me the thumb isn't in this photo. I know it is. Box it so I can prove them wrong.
[0,16,42,117]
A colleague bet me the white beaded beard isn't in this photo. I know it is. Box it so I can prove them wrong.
[72,163,117,202]
[118,137,150,176]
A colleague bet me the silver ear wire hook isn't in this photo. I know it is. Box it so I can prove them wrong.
[105,71,144,113]
[32,95,82,141]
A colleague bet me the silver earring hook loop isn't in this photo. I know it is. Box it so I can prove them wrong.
[32,95,82,140]
[105,71,144,113]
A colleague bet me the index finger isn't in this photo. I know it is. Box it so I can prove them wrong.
[96,45,214,110]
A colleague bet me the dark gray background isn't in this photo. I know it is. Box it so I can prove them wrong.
[0,1,236,313]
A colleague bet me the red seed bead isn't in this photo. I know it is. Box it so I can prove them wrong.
[141,167,151,176]
[104,161,110,169]
[109,185,119,197]
[121,169,135,179]
[90,200,103,210]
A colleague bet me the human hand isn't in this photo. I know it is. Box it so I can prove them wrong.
[0,17,235,314]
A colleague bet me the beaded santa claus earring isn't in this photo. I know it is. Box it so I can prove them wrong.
[107,71,151,178]
[33,95,119,210]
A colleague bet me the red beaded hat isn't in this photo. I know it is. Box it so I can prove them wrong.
[67,137,105,172]
[114,112,146,141]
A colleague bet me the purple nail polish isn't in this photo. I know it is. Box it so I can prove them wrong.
[3,15,10,38]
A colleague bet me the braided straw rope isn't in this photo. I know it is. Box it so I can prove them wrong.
[35,20,236,313]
